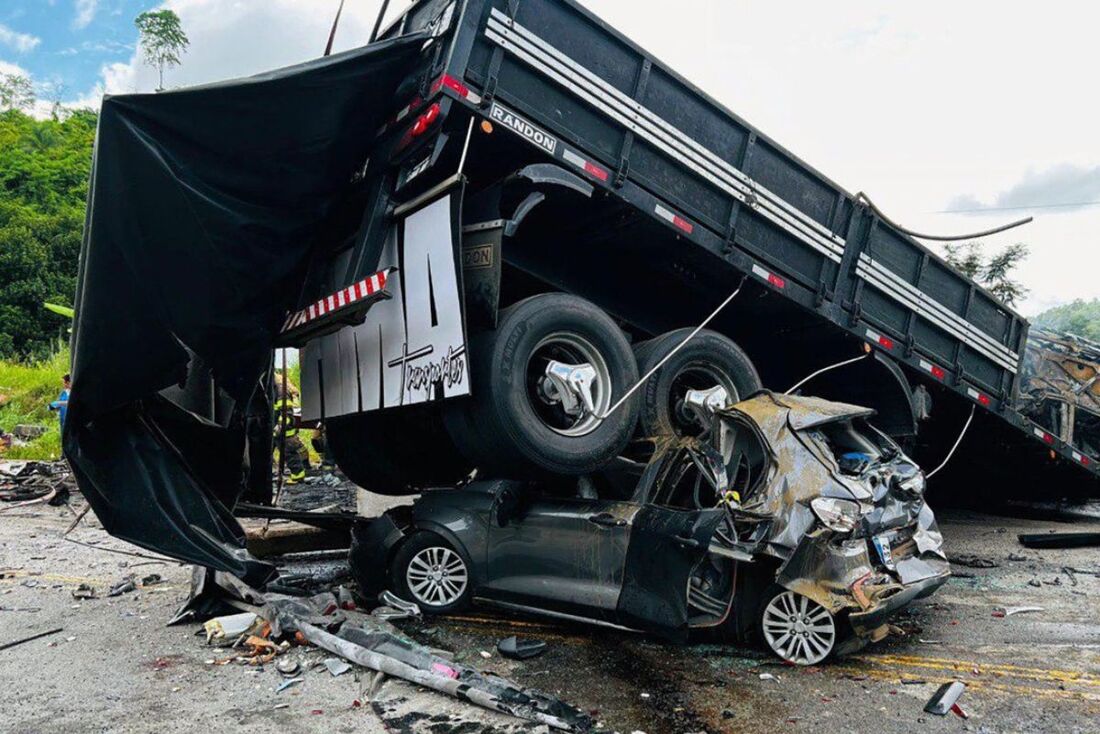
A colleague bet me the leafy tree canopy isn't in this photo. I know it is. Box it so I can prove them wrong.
[136,9,190,90]
[1033,299,1100,342]
[0,108,97,360]
[944,241,1029,306]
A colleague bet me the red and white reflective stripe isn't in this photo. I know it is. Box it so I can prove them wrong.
[1033,427,1054,444]
[562,149,609,182]
[865,328,894,350]
[431,74,481,104]
[281,269,391,333]
[394,97,422,123]
[966,387,991,406]
[751,264,785,289]
[918,359,946,380]
[1072,450,1091,466]
[655,204,693,234]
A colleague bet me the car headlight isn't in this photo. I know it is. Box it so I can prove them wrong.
[893,470,926,496]
[810,497,862,533]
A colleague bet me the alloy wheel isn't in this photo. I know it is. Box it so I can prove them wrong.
[405,546,468,607]
[761,590,836,665]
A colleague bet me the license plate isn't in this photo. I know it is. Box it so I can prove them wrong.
[872,534,895,569]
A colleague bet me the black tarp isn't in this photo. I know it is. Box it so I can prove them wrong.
[64,34,427,586]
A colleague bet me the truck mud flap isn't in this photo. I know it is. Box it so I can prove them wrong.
[65,33,430,583]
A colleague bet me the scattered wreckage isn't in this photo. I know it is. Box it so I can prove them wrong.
[349,391,949,665]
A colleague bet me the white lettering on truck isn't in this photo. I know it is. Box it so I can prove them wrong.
[489,103,557,154]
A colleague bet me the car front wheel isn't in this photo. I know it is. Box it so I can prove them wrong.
[759,587,837,665]
[391,532,472,614]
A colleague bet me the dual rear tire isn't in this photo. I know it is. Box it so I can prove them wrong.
[330,293,760,490]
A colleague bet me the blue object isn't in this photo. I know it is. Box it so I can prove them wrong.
[51,388,69,429]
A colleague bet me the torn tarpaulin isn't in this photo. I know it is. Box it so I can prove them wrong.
[63,33,429,585]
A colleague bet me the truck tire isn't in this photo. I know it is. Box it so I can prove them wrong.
[326,405,472,496]
[633,328,761,437]
[444,293,639,476]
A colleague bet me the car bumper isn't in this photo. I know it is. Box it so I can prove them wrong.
[849,570,950,636]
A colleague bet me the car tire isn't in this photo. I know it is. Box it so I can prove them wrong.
[758,584,837,665]
[633,328,761,437]
[327,405,472,496]
[390,531,472,614]
[443,293,639,476]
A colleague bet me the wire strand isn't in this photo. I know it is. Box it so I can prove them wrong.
[858,192,1032,241]
[926,405,976,479]
[784,354,870,395]
[594,279,745,420]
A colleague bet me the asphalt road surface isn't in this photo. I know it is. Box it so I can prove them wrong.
[2,493,1099,734]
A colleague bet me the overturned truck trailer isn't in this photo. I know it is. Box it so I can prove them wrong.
[68,0,1096,580]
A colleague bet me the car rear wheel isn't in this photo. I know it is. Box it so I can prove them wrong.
[444,293,639,476]
[391,532,472,614]
[759,587,837,665]
[633,328,761,438]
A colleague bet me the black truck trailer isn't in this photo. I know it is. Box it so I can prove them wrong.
[280,0,1097,498]
[67,0,1097,585]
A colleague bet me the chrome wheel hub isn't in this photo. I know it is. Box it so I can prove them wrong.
[527,332,612,437]
[762,590,836,665]
[406,547,468,607]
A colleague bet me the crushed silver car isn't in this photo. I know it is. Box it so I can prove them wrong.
[351,391,949,665]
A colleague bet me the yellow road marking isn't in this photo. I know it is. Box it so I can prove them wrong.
[1,570,110,585]
[839,666,1100,704]
[858,653,1100,686]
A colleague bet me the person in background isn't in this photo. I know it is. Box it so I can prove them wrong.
[273,370,310,485]
[48,374,71,430]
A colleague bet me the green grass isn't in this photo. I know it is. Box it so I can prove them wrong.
[0,349,68,461]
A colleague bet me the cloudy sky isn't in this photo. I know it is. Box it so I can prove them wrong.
[2,0,1097,316]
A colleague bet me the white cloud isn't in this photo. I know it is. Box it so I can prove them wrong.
[68,0,1097,316]
[0,23,41,53]
[74,0,100,30]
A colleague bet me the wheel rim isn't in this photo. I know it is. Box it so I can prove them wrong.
[761,590,836,665]
[526,332,612,437]
[405,546,468,607]
[669,362,737,435]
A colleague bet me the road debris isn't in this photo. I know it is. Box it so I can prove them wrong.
[1019,532,1100,549]
[497,636,548,660]
[71,583,96,600]
[203,612,261,644]
[0,460,73,507]
[276,658,301,676]
[264,595,592,731]
[107,577,136,597]
[993,605,1044,618]
[950,554,998,568]
[275,677,303,693]
[0,627,64,652]
[924,681,966,716]
[323,657,352,677]
[372,590,420,621]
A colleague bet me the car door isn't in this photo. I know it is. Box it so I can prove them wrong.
[481,488,640,622]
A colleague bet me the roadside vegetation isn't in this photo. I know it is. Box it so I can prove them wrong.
[0,349,68,460]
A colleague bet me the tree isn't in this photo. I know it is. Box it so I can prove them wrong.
[0,109,97,360]
[135,10,190,91]
[944,241,1029,307]
[0,73,35,112]
[1034,300,1100,341]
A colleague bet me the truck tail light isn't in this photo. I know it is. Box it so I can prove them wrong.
[411,103,441,137]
